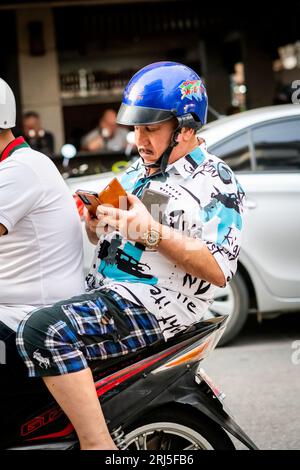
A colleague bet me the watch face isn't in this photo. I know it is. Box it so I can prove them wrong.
[144,229,160,248]
[148,232,159,245]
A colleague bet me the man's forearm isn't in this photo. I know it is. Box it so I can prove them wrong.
[156,224,226,287]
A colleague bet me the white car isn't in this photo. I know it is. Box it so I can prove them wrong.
[66,104,300,345]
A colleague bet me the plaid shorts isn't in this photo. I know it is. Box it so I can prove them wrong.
[16,289,164,378]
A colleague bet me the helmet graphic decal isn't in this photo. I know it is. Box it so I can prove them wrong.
[179,80,206,101]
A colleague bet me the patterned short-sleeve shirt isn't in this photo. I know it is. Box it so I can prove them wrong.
[87,142,245,340]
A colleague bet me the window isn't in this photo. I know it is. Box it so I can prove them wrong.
[209,132,251,171]
[252,118,300,171]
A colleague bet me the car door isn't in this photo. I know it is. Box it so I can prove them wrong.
[242,117,300,299]
[211,117,300,301]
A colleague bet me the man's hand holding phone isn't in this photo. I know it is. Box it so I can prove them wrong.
[96,192,160,244]
[79,178,168,245]
[76,178,128,217]
[78,178,128,243]
[85,191,154,243]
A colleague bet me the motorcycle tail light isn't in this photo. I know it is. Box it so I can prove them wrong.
[152,333,216,374]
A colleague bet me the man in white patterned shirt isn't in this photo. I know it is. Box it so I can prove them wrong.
[86,62,244,340]
[17,62,244,450]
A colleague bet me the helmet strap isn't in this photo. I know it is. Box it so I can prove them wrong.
[159,128,180,174]
[142,127,181,174]
[158,114,202,173]
[141,113,202,174]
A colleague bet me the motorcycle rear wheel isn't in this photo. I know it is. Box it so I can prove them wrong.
[123,406,235,450]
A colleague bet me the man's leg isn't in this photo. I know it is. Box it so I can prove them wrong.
[16,307,118,450]
[16,289,163,450]
[43,369,117,450]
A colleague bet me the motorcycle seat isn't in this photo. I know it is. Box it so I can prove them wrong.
[90,315,226,378]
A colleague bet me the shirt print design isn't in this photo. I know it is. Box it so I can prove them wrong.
[86,143,245,340]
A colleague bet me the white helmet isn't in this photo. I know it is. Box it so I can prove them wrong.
[0,78,16,130]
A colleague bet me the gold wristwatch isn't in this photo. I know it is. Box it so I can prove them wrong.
[141,227,162,250]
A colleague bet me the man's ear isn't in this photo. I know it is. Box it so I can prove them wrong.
[175,131,184,143]
[180,127,195,142]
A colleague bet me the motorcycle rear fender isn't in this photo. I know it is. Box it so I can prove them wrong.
[139,368,258,450]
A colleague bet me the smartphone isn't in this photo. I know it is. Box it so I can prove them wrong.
[75,190,101,217]
[140,188,170,223]
[76,178,127,217]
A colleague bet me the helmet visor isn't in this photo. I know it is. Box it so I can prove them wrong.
[116,103,175,126]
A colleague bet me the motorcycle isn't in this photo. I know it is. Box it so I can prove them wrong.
[4,314,257,450]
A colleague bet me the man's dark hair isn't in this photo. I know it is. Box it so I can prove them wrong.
[23,111,40,120]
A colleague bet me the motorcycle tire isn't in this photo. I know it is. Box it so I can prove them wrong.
[123,405,235,450]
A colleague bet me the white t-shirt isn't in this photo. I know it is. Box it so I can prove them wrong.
[0,142,85,331]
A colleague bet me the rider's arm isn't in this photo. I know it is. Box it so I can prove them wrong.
[156,224,226,288]
[155,169,244,289]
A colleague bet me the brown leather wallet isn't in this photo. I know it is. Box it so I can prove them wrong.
[98,177,128,209]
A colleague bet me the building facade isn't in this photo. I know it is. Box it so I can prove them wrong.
[0,0,299,153]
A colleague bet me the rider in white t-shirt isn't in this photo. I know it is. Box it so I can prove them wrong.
[0,78,85,331]
[0,77,85,445]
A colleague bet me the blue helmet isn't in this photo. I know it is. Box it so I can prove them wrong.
[117,61,208,129]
